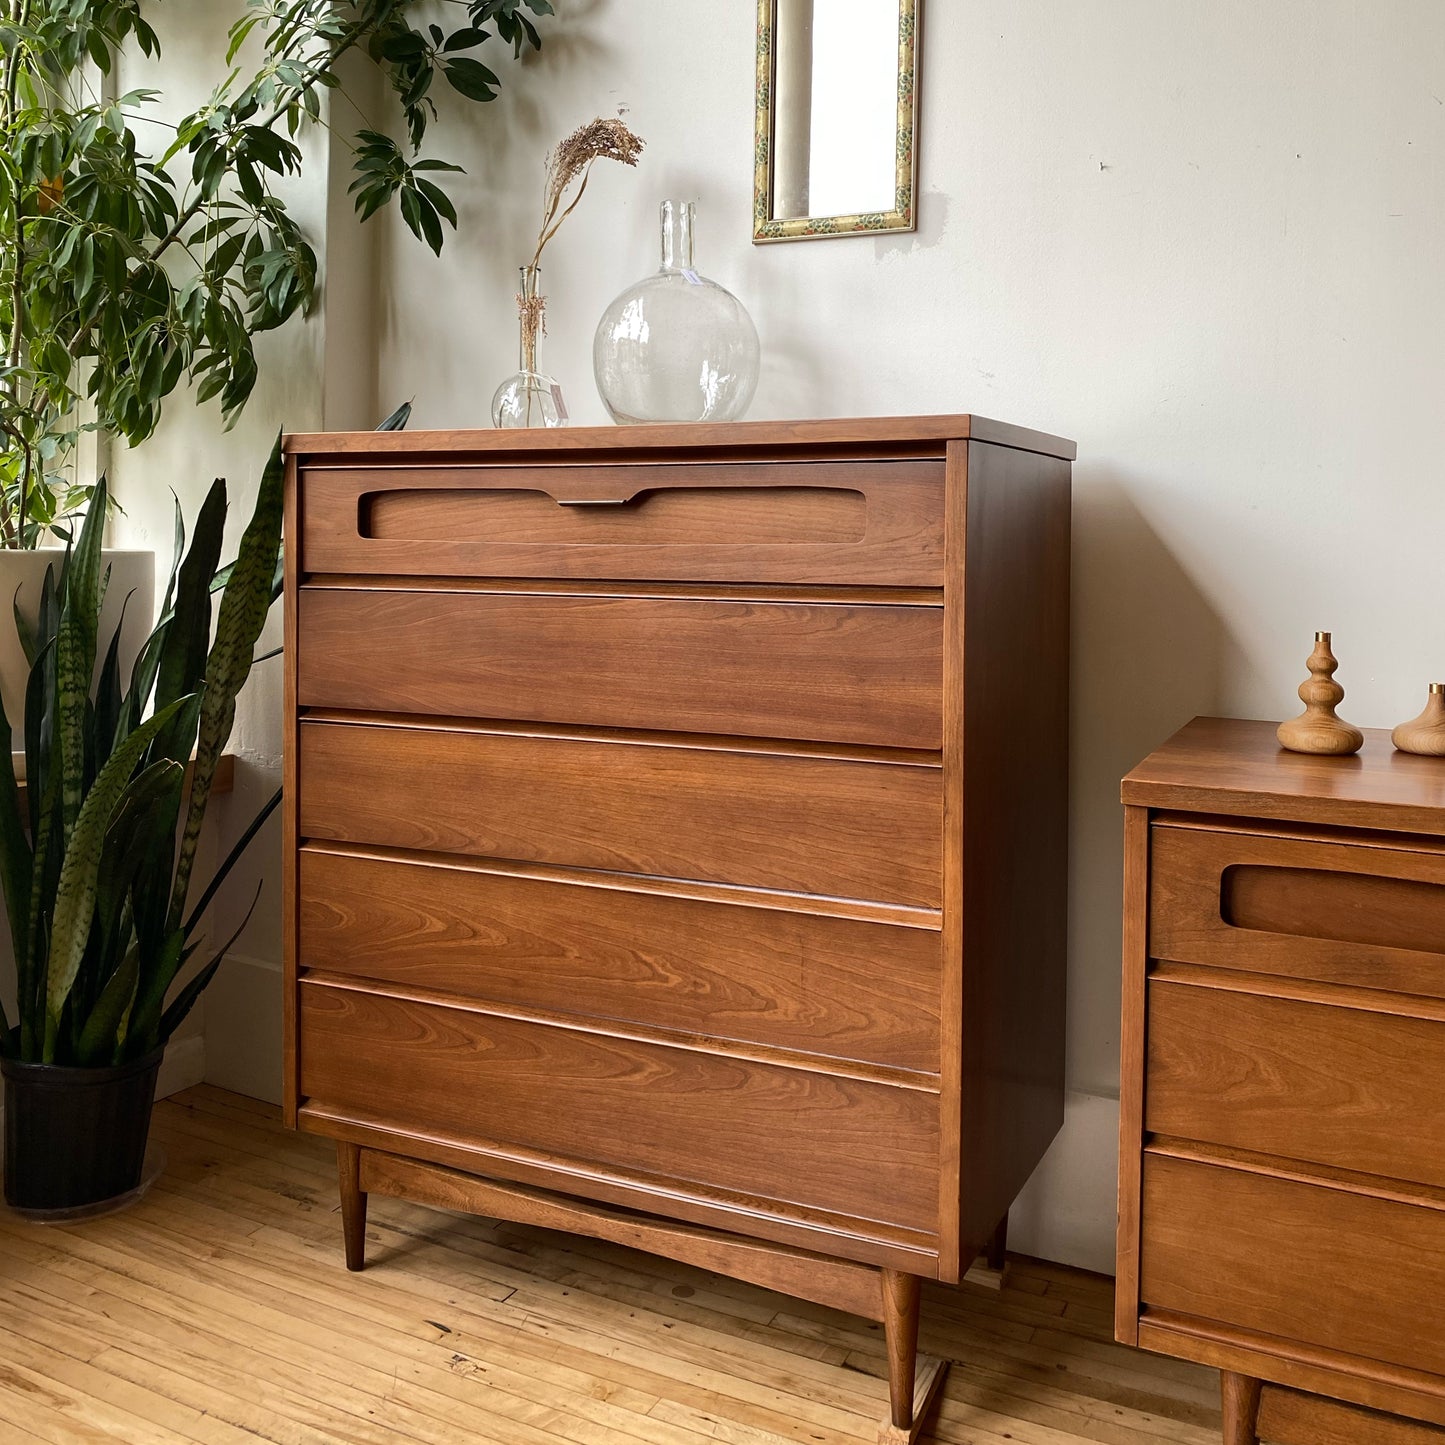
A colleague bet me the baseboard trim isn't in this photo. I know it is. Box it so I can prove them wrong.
[157,1034,206,1099]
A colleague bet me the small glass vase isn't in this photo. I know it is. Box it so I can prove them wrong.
[593,200,760,425]
[491,266,567,428]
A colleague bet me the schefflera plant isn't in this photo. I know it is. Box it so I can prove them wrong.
[0,436,284,1066]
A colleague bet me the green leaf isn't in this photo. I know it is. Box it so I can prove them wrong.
[74,944,138,1067]
[442,56,499,102]
[154,476,225,716]
[42,694,194,1062]
[182,786,279,940]
[168,435,283,933]
[160,881,261,1045]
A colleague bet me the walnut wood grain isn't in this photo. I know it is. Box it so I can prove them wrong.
[1147,978,1445,1189]
[1139,1151,1445,1379]
[1137,1313,1445,1430]
[335,1140,366,1271]
[1115,805,1149,1346]
[357,1147,884,1320]
[283,412,1078,461]
[298,719,943,907]
[1257,1384,1445,1444]
[1150,820,1445,997]
[298,846,942,1071]
[297,588,944,749]
[301,1102,941,1274]
[954,439,1072,1261]
[302,460,946,585]
[1123,716,1445,836]
[1222,1371,1262,1445]
[298,980,941,1233]
[282,452,301,1129]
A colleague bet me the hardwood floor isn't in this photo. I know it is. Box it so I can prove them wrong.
[0,1086,1219,1444]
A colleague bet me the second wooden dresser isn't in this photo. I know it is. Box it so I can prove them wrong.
[283,415,1074,1440]
[1120,717,1445,1444]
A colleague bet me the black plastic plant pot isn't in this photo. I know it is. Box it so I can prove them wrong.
[1,1045,164,1212]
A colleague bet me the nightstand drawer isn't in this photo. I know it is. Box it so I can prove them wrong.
[1150,821,1445,998]
[298,721,944,907]
[298,980,942,1233]
[299,459,945,585]
[1140,1150,1445,1380]
[298,587,944,749]
[1146,976,1445,1189]
[299,846,942,1072]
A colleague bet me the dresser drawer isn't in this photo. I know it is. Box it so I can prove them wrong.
[299,460,945,585]
[298,721,943,907]
[1146,977,1445,1188]
[299,847,942,1072]
[297,588,943,749]
[1140,1151,1445,1379]
[1150,821,1445,998]
[298,980,941,1233]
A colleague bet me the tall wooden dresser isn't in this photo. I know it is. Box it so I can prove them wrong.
[283,415,1074,1440]
[1119,717,1445,1444]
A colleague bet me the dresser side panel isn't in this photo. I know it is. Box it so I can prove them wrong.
[957,439,1072,1258]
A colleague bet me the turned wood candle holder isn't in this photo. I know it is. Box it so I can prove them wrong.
[1277,632,1363,756]
[1392,683,1445,756]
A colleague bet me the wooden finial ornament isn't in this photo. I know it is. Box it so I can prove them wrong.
[1277,632,1363,756]
[1392,682,1445,755]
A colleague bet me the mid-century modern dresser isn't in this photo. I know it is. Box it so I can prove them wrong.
[283,415,1074,1440]
[1120,717,1445,1444]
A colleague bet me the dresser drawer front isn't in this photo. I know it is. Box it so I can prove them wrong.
[1150,822,1445,997]
[298,981,940,1232]
[299,848,942,1072]
[298,722,943,907]
[298,588,943,749]
[300,460,945,585]
[1146,978,1445,1189]
[1140,1152,1445,1378]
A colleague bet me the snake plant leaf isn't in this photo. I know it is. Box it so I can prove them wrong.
[74,943,139,1068]
[169,434,283,932]
[43,693,194,1062]
[130,697,198,968]
[56,476,108,840]
[158,881,262,1045]
[0,681,32,989]
[22,764,60,1056]
[127,925,185,1059]
[12,583,38,669]
[154,477,225,716]
[182,785,280,941]
[376,399,412,430]
[93,591,133,775]
[94,759,184,965]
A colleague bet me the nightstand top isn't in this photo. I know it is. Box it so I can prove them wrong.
[1122,715,1445,837]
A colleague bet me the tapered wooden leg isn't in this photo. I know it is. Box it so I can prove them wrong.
[985,1213,1008,1273]
[882,1270,920,1430]
[876,1270,948,1443]
[1221,1371,1262,1445]
[337,1141,367,1271]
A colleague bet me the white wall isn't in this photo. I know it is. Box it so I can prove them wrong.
[105,1,1445,1274]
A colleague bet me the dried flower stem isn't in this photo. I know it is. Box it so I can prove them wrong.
[527,115,645,273]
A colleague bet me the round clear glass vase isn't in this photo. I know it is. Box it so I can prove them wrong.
[593,200,759,425]
[492,266,566,428]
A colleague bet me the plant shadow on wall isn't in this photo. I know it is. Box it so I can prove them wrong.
[0,436,286,1212]
[0,0,555,544]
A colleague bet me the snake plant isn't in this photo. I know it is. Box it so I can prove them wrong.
[0,434,285,1066]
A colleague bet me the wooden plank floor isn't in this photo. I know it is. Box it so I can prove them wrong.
[0,1085,1220,1444]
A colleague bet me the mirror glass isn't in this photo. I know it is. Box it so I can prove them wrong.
[754,0,918,241]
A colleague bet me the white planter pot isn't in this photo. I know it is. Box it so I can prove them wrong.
[0,549,156,780]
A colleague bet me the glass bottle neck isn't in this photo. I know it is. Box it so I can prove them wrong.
[659,200,694,272]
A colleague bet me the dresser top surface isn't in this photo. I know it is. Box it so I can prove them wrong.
[1123,715,1445,835]
[283,414,1076,462]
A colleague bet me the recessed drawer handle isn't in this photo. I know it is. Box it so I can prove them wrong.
[553,496,631,506]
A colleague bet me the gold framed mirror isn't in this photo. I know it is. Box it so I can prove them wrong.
[753,0,919,242]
